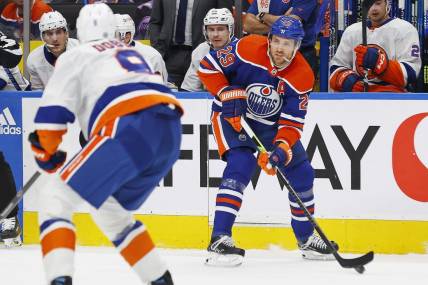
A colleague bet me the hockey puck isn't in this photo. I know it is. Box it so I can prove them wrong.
[354,265,365,274]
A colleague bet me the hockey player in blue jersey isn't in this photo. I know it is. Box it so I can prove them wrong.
[198,16,338,266]
[28,4,182,285]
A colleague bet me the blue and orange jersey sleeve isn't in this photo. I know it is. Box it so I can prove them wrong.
[275,52,314,147]
[197,43,240,96]
[275,88,309,147]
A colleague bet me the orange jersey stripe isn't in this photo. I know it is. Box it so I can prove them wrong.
[91,94,183,137]
[291,207,315,215]
[41,228,76,256]
[101,118,117,137]
[216,197,242,208]
[211,112,227,157]
[60,135,105,181]
[200,58,215,70]
[120,230,155,266]
[278,119,304,130]
[274,127,300,147]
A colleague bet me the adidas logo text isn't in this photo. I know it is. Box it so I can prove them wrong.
[0,107,21,135]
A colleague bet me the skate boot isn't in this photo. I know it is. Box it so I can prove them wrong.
[1,216,22,247]
[51,276,72,285]
[298,232,339,260]
[205,235,245,267]
[150,270,173,285]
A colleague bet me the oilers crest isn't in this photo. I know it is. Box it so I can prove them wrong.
[246,84,282,118]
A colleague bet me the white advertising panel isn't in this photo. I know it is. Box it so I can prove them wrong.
[22,96,428,223]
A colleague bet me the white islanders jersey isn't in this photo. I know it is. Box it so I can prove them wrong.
[132,40,168,84]
[181,41,210,92]
[26,38,80,90]
[330,18,421,91]
[35,39,181,140]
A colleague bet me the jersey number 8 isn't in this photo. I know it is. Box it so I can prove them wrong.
[116,50,152,73]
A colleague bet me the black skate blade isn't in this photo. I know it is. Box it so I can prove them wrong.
[335,251,374,268]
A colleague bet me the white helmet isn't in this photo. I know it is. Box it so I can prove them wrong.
[203,8,234,44]
[114,14,135,43]
[39,11,68,38]
[76,3,116,43]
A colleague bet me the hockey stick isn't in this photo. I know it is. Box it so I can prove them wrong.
[361,0,376,92]
[0,171,41,221]
[240,118,374,274]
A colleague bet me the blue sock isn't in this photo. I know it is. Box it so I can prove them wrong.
[212,148,256,238]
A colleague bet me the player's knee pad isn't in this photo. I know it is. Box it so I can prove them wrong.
[38,175,82,223]
[90,197,134,241]
[223,147,257,185]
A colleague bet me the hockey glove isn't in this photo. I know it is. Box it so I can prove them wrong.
[220,89,247,133]
[330,69,364,92]
[257,142,292,176]
[354,44,388,76]
[29,131,66,173]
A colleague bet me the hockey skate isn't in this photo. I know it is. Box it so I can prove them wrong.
[51,276,72,285]
[150,270,173,285]
[298,232,338,261]
[205,235,245,267]
[0,216,22,247]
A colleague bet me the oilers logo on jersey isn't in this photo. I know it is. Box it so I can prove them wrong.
[246,84,282,119]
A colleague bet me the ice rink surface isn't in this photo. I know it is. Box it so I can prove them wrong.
[0,245,427,285]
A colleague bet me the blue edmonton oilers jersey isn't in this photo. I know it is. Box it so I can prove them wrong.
[198,34,314,144]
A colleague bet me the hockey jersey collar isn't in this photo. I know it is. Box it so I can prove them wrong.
[43,46,57,66]
[367,17,394,29]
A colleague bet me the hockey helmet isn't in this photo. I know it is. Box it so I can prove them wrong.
[39,11,68,39]
[203,8,234,44]
[269,16,304,42]
[76,3,116,43]
[115,14,135,43]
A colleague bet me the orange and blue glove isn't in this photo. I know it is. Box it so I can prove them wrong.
[257,142,293,176]
[330,69,365,92]
[29,131,66,173]
[354,44,389,76]
[220,89,247,133]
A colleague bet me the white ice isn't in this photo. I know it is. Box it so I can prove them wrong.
[0,245,427,285]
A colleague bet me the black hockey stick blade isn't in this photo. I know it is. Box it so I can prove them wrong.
[335,250,374,269]
[0,171,41,221]
[240,118,374,273]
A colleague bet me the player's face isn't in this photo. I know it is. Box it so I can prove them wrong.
[117,31,133,45]
[368,0,389,25]
[269,35,296,67]
[42,28,68,55]
[206,25,230,49]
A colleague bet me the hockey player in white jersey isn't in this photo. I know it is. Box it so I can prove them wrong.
[329,0,421,92]
[181,8,236,92]
[26,11,79,90]
[0,30,30,91]
[115,13,168,83]
[28,3,183,285]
